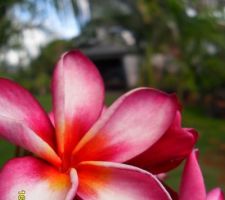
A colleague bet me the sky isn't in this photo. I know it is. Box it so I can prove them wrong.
[5,0,90,66]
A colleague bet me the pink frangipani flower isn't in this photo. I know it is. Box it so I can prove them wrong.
[0,50,196,199]
[179,149,224,200]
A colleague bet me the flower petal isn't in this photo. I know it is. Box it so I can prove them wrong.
[48,111,55,126]
[207,188,225,200]
[163,184,178,200]
[127,111,198,174]
[179,149,206,200]
[0,78,60,166]
[0,157,78,200]
[76,161,172,200]
[52,50,104,158]
[72,88,179,164]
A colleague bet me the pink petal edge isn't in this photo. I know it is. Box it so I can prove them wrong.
[0,78,60,166]
[77,161,172,200]
[179,149,206,200]
[207,188,225,200]
[127,111,198,174]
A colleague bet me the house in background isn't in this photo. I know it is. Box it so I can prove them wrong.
[72,0,141,90]
[74,26,141,90]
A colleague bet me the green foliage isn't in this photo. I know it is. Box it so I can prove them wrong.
[0,0,40,50]
[136,0,225,99]
[198,57,225,93]
[0,1,21,49]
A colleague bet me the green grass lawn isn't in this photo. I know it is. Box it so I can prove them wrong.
[0,91,224,192]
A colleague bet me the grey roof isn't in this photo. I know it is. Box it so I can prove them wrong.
[80,44,137,60]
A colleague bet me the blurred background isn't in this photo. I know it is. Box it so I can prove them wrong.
[0,0,224,191]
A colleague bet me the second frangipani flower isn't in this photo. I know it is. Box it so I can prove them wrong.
[179,149,224,200]
[0,50,197,199]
